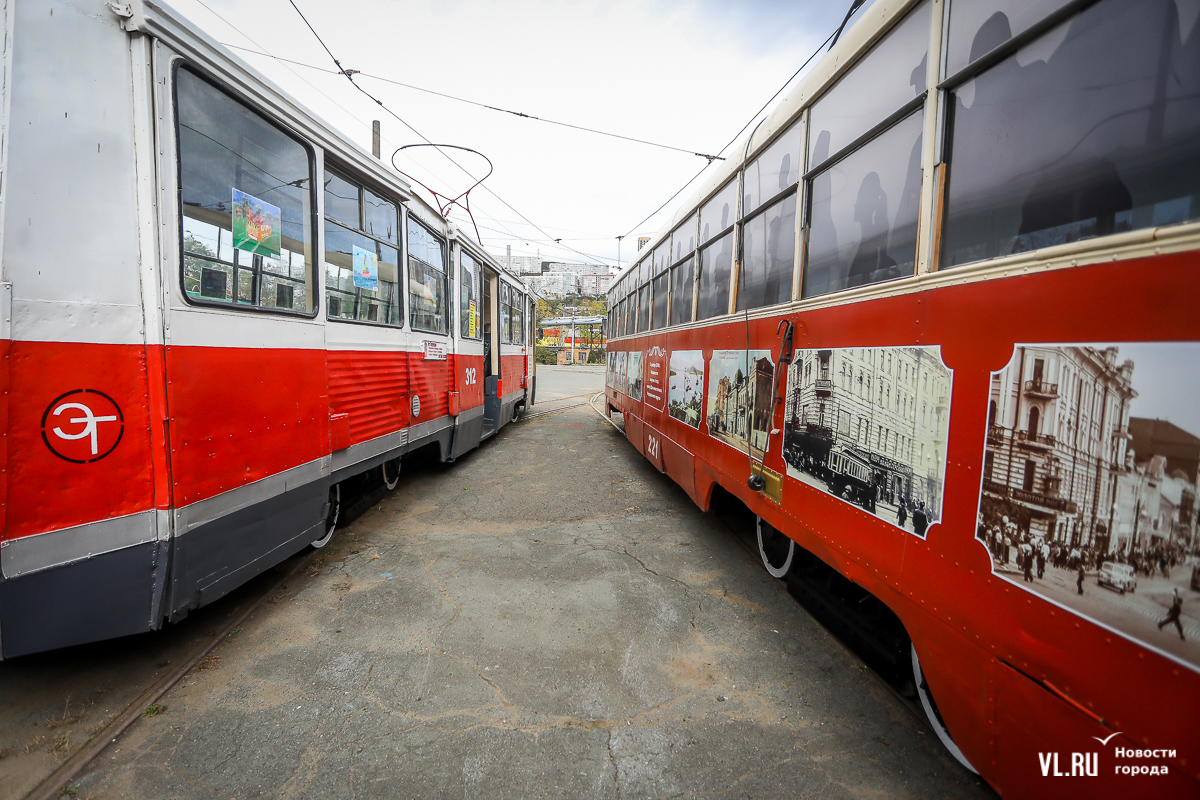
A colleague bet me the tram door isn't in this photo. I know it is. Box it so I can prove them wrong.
[482,268,501,436]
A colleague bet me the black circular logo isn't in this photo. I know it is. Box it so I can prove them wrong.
[41,389,125,464]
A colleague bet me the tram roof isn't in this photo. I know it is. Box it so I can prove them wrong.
[613,0,920,289]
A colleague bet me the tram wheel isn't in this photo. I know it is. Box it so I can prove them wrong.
[382,458,401,490]
[512,403,522,423]
[756,516,795,578]
[911,643,977,774]
[311,484,340,549]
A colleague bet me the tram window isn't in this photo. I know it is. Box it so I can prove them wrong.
[700,180,737,244]
[671,213,697,262]
[177,67,315,314]
[803,111,923,298]
[944,0,1071,78]
[653,244,669,276]
[743,123,802,216]
[738,193,797,311]
[638,284,651,331]
[321,167,402,327]
[512,290,525,345]
[459,251,482,339]
[651,272,669,329]
[940,0,1200,269]
[324,221,402,325]
[499,284,511,344]
[697,231,733,320]
[808,0,930,168]
[408,218,449,334]
[364,187,398,244]
[671,254,695,325]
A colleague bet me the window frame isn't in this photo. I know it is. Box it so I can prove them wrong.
[322,163,405,328]
[458,248,484,340]
[174,62,319,319]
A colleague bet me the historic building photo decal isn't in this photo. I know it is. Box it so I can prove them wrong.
[979,343,1200,670]
[668,350,704,429]
[706,350,774,455]
[782,346,952,537]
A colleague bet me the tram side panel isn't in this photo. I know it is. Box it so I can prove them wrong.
[0,0,166,657]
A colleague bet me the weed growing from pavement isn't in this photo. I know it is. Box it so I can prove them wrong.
[142,704,167,717]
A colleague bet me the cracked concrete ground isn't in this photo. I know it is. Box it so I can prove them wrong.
[11,368,994,799]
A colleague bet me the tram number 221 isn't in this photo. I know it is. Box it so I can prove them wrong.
[464,367,477,386]
[646,433,660,461]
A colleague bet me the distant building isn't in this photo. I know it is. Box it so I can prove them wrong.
[525,272,580,298]
[580,273,612,296]
[505,255,544,276]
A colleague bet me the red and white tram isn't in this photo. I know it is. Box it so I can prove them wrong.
[0,0,536,658]
[607,0,1200,796]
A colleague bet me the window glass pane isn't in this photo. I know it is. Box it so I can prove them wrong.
[697,231,733,320]
[942,0,1200,268]
[804,111,923,298]
[738,194,797,310]
[653,244,669,276]
[460,251,481,339]
[638,285,651,331]
[640,258,652,284]
[808,0,931,167]
[651,272,669,329]
[945,0,1071,77]
[323,170,360,229]
[408,220,448,333]
[700,180,738,244]
[500,292,511,344]
[743,123,803,217]
[363,187,397,244]
[671,255,695,325]
[324,220,402,325]
[671,213,697,263]
[177,68,313,313]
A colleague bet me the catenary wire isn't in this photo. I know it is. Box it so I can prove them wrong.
[282,0,607,266]
[220,42,724,163]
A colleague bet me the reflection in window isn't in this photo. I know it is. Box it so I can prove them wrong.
[499,284,511,345]
[743,123,802,216]
[671,213,697,262]
[700,180,738,244]
[460,251,482,339]
[324,222,401,325]
[671,255,695,325]
[409,218,448,333]
[653,244,669,276]
[652,272,669,329]
[940,0,1200,268]
[738,194,796,310]
[804,111,923,298]
[638,284,651,331]
[944,0,1070,77]
[177,67,313,313]
[697,231,733,320]
[808,0,930,167]
[323,171,360,229]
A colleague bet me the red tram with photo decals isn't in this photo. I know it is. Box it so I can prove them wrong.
[0,0,537,658]
[607,0,1200,796]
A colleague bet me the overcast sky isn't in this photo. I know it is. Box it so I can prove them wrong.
[172,0,865,271]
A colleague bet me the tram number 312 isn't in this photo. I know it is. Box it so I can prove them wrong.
[464,367,477,386]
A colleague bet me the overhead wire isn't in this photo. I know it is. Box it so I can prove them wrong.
[220,43,724,163]
[282,0,607,266]
[619,24,841,240]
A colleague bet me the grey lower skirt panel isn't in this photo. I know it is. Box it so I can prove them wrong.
[0,540,165,658]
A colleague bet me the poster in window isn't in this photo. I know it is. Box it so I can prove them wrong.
[469,299,477,338]
[353,245,379,291]
[231,189,281,258]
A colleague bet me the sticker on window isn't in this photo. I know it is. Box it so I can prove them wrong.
[353,245,379,290]
[232,189,281,257]
[469,299,477,338]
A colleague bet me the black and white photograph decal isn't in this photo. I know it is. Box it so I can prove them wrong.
[615,351,628,396]
[606,350,616,390]
[668,350,704,429]
[627,350,644,402]
[782,346,952,536]
[978,343,1200,670]
[706,350,774,455]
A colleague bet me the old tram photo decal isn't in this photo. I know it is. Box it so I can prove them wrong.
[979,343,1200,671]
[782,346,952,537]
